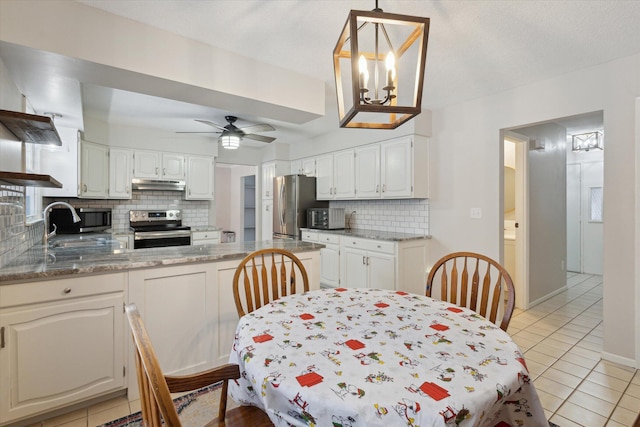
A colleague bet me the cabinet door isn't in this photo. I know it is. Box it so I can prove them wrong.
[162,153,185,179]
[109,148,132,199]
[302,158,316,177]
[315,154,333,200]
[134,150,161,178]
[262,199,273,240]
[186,156,214,200]
[342,246,368,288]
[261,162,276,199]
[355,145,380,199]
[79,140,108,198]
[0,293,125,422]
[320,243,340,287]
[368,252,396,290]
[381,137,413,198]
[290,160,302,175]
[128,265,216,379]
[334,150,355,199]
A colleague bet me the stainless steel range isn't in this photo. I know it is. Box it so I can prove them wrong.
[129,209,191,249]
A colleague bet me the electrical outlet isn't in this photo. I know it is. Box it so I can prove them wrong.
[470,208,482,219]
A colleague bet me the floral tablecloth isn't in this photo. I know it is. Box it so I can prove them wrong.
[229,288,547,427]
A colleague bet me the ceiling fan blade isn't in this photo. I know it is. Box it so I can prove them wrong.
[195,119,227,131]
[238,123,275,133]
[243,133,276,143]
[176,131,221,134]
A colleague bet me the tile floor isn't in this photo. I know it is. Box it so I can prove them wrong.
[23,272,640,427]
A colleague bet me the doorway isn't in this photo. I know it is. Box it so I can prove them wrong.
[215,164,258,242]
[501,111,604,310]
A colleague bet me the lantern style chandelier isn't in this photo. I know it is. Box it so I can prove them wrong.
[333,1,430,129]
[571,131,603,152]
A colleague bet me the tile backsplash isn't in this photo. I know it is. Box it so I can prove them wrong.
[44,190,210,232]
[0,186,44,268]
[331,199,429,235]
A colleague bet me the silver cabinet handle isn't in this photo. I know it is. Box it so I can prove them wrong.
[82,184,87,193]
[63,288,71,294]
[366,256,370,265]
[382,184,386,193]
[376,184,380,193]
[362,256,366,265]
[163,168,166,175]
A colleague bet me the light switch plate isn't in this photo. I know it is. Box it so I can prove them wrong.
[470,208,482,219]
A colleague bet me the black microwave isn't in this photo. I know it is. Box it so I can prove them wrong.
[48,208,112,234]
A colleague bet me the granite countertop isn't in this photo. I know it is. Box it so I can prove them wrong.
[301,228,431,242]
[0,238,324,284]
[191,226,224,232]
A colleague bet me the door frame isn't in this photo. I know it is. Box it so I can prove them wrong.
[502,130,530,309]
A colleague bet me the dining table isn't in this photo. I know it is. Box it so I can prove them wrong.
[228,287,548,427]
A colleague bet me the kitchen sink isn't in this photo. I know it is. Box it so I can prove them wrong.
[49,237,110,248]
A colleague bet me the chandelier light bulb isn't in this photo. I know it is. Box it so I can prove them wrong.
[358,55,369,89]
[385,52,396,86]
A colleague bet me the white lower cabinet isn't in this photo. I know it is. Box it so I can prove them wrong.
[191,230,220,245]
[127,264,217,399]
[0,274,126,424]
[340,236,429,294]
[342,238,395,290]
[301,230,340,287]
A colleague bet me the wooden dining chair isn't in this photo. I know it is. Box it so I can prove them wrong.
[125,303,273,427]
[232,248,309,317]
[426,252,516,331]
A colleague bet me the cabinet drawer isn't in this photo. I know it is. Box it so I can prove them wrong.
[301,230,318,242]
[0,273,126,308]
[192,230,220,241]
[317,233,340,245]
[342,237,395,254]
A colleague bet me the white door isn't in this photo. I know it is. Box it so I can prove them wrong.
[315,155,333,199]
[334,150,355,199]
[368,252,395,290]
[162,154,185,179]
[381,137,412,198]
[581,162,603,275]
[355,145,380,199]
[109,148,132,199]
[343,246,368,288]
[134,150,160,178]
[320,244,340,287]
[567,163,581,272]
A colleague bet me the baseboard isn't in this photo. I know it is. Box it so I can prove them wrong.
[527,284,569,308]
[601,351,638,369]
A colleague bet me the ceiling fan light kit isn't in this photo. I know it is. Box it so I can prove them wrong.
[333,1,430,129]
[179,115,275,149]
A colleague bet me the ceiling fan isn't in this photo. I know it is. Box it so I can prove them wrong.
[178,115,276,149]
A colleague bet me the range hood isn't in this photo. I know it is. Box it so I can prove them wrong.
[0,110,62,146]
[131,178,186,191]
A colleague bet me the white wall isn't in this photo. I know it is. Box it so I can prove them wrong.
[0,57,23,171]
[214,166,231,230]
[430,53,640,365]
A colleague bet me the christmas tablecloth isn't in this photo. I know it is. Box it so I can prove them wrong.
[229,288,547,427]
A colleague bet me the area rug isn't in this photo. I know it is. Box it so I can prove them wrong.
[98,382,223,427]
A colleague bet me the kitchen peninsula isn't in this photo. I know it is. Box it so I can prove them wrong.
[0,239,322,426]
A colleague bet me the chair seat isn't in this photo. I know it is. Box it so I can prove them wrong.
[206,405,273,427]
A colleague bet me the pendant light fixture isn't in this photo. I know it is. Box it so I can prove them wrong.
[333,1,430,129]
[219,132,241,149]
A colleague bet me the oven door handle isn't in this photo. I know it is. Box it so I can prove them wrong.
[134,230,192,240]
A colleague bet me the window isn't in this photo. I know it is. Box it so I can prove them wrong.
[589,187,603,222]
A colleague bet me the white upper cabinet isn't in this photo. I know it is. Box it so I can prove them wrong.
[315,150,355,200]
[109,148,132,199]
[79,140,108,198]
[353,135,429,199]
[186,156,214,200]
[261,160,288,199]
[133,150,185,180]
[290,159,302,175]
[302,158,316,177]
[355,144,381,199]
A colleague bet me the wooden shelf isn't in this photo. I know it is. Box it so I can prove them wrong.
[0,110,62,146]
[0,171,62,188]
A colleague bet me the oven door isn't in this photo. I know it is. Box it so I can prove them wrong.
[133,230,191,249]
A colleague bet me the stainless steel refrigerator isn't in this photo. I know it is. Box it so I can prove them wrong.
[273,175,328,239]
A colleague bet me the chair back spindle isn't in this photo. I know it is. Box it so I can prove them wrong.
[233,248,310,317]
[427,252,515,331]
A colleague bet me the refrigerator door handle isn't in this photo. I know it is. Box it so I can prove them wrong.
[279,179,286,227]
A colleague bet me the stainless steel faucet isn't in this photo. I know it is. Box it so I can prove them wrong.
[43,202,81,245]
